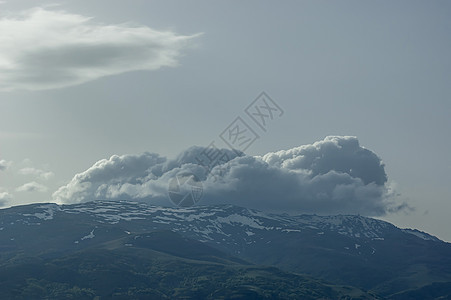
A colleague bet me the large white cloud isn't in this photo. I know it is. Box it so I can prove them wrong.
[53,136,406,216]
[0,8,200,91]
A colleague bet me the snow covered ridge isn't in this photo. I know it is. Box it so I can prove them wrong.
[401,228,441,242]
[3,200,443,243]
[290,214,393,239]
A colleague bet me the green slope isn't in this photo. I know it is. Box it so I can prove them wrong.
[0,231,379,300]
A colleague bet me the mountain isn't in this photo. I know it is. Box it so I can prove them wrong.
[0,230,379,300]
[1,200,450,299]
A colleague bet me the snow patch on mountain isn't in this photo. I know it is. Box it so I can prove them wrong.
[2,200,443,246]
[23,204,60,220]
[402,228,441,242]
[291,214,392,239]
[215,214,268,230]
[81,229,95,240]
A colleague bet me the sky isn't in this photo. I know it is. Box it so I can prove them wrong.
[0,1,450,241]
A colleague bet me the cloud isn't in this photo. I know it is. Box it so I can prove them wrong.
[259,136,387,185]
[53,136,406,216]
[0,7,200,91]
[19,167,54,180]
[0,159,11,171]
[53,147,240,205]
[0,191,12,206]
[201,136,398,215]
[16,181,48,193]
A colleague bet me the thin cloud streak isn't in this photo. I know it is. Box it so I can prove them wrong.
[19,167,54,180]
[0,7,201,91]
[16,181,48,193]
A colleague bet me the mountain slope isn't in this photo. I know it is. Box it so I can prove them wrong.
[1,200,450,298]
[0,229,378,299]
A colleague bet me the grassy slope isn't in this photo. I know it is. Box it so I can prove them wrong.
[0,231,380,300]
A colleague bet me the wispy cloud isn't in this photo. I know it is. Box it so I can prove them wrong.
[16,181,48,193]
[0,159,12,171]
[19,167,54,180]
[0,7,200,91]
[0,191,12,206]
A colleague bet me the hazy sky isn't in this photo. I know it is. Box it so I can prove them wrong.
[0,1,450,241]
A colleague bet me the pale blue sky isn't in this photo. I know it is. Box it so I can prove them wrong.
[0,0,450,240]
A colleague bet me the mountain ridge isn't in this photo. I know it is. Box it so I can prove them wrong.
[1,200,450,299]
